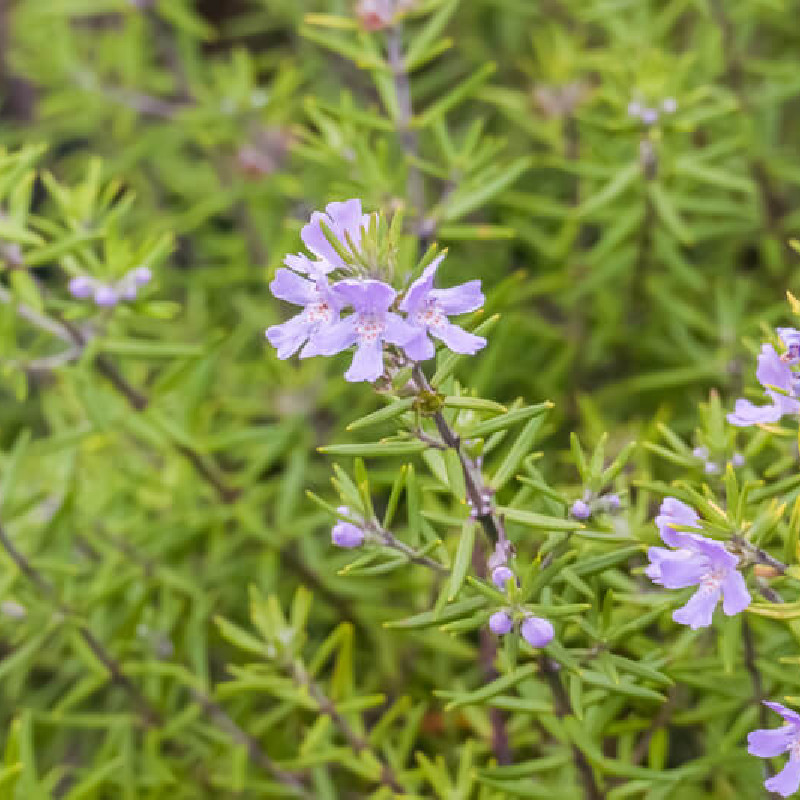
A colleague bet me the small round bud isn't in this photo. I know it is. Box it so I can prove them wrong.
[641,108,659,125]
[704,461,720,475]
[662,97,677,114]
[94,285,119,307]
[570,500,591,520]
[521,616,554,648]
[489,611,513,635]
[604,494,621,513]
[69,276,94,299]
[332,520,365,549]
[731,453,745,467]
[131,266,153,286]
[627,101,642,118]
[692,446,709,460]
[491,566,516,590]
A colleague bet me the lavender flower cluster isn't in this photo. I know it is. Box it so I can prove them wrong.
[266,200,486,383]
[728,328,800,426]
[627,97,678,126]
[69,267,153,308]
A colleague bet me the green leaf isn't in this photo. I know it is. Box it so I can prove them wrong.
[447,521,476,601]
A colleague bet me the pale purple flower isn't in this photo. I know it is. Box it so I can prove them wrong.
[69,276,93,299]
[692,446,709,460]
[641,108,659,125]
[662,97,677,114]
[320,279,415,382]
[399,253,486,361]
[300,199,374,274]
[489,611,513,635]
[521,616,554,648]
[728,344,800,426]
[266,269,342,360]
[491,566,516,589]
[731,452,745,467]
[332,507,366,549]
[704,461,720,475]
[602,494,621,513]
[748,702,800,797]
[94,285,119,307]
[646,498,750,629]
[570,500,591,520]
[131,267,153,287]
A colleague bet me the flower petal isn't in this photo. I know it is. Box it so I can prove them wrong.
[270,268,318,306]
[430,280,485,315]
[765,758,800,798]
[383,312,416,347]
[747,726,794,758]
[757,344,794,394]
[766,703,800,727]
[314,317,358,356]
[672,585,721,629]
[266,314,314,360]
[345,340,384,382]
[721,569,751,615]
[301,212,346,270]
[655,551,707,589]
[655,498,700,547]
[403,330,436,362]
[333,279,396,312]
[727,397,784,427]
[399,253,444,313]
[430,321,486,354]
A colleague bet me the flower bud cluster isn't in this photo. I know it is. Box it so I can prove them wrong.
[69,267,153,308]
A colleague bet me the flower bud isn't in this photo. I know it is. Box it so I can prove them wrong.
[331,520,365,549]
[94,285,119,307]
[69,276,94,299]
[521,616,554,648]
[570,500,591,520]
[491,566,516,590]
[489,611,513,635]
[131,267,153,286]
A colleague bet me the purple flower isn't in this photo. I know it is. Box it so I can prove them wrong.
[570,500,591,520]
[131,267,153,287]
[94,285,119,307]
[69,276,93,299]
[692,446,709,460]
[662,97,678,114]
[319,279,415,382]
[332,508,366,548]
[521,616,554,648]
[728,344,800,426]
[399,253,486,361]
[641,108,659,125]
[300,199,373,274]
[748,702,800,797]
[491,566,516,589]
[731,452,745,467]
[489,611,513,635]
[266,269,342,360]
[779,328,800,364]
[646,498,750,629]
[602,494,621,513]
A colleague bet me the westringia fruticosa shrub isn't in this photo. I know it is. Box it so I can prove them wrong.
[1,0,800,797]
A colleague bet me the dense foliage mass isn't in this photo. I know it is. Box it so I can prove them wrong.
[0,0,799,797]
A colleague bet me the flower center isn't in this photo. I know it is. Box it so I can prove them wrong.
[414,301,446,330]
[355,312,386,342]
[701,566,726,592]
[306,301,333,324]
